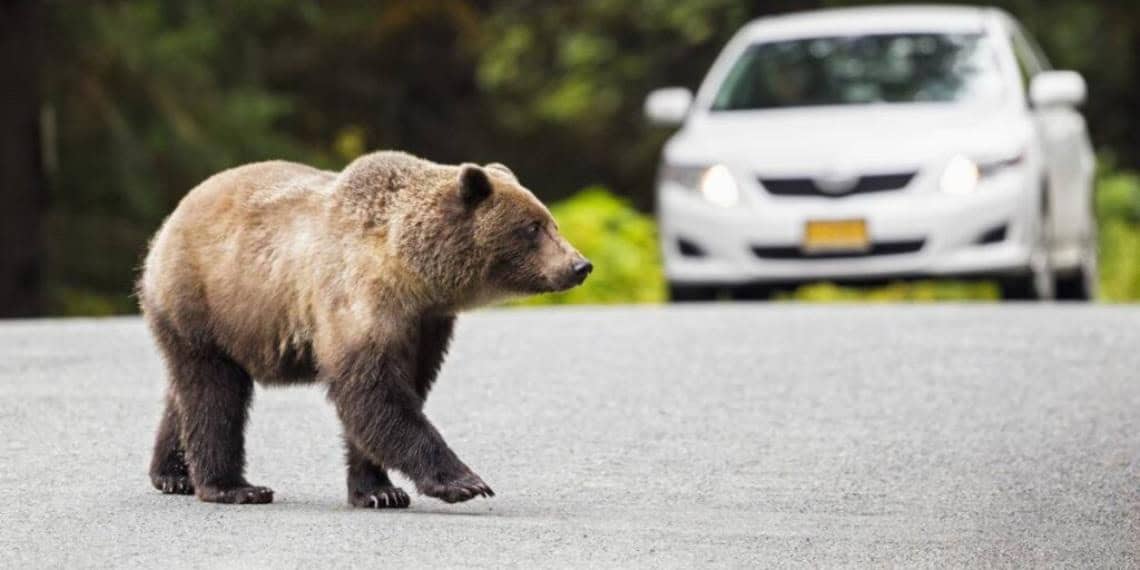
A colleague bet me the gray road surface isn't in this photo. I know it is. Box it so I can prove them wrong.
[1,305,1138,567]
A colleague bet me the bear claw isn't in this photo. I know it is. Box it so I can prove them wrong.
[421,473,495,504]
[197,484,275,505]
[152,475,195,495]
[351,486,411,509]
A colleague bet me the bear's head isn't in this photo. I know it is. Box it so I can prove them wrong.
[460,163,592,301]
[397,161,592,308]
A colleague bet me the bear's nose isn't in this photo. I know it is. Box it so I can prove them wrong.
[572,260,594,278]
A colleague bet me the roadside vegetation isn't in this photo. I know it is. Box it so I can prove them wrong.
[1096,166,1140,301]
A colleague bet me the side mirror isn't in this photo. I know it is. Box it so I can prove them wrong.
[1029,71,1087,108]
[644,87,693,126]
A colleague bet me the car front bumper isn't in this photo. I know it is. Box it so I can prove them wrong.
[659,169,1038,286]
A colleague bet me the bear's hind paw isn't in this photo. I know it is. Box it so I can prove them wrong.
[351,486,410,509]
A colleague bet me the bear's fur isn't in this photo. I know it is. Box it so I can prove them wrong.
[138,151,591,506]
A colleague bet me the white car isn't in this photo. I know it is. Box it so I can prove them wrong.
[646,6,1097,301]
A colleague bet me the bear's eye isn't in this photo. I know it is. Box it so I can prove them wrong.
[523,221,541,239]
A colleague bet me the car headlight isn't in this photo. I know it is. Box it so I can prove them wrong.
[940,153,1025,194]
[698,165,740,207]
[661,163,740,207]
[940,155,980,195]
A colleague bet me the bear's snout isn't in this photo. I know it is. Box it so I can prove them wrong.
[557,257,592,289]
[572,260,593,281]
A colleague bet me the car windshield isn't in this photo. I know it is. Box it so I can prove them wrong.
[711,33,1005,110]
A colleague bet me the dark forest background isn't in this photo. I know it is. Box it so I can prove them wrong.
[2,1,1139,315]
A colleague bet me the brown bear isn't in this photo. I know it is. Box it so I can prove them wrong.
[138,151,591,507]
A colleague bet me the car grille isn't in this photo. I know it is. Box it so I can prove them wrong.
[752,239,925,260]
[759,173,916,198]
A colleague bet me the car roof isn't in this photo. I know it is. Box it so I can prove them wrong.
[737,5,997,41]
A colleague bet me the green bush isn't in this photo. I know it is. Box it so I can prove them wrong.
[1096,169,1140,301]
[513,187,666,305]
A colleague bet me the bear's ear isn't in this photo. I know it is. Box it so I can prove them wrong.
[485,162,518,183]
[458,163,493,207]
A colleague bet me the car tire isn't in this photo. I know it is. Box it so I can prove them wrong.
[668,283,719,302]
[999,274,1040,300]
[999,263,1055,301]
[1055,253,1098,301]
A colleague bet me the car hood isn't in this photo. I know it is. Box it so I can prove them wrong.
[665,104,1029,175]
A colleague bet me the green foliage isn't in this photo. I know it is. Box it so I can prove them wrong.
[513,188,665,305]
[1097,168,1140,224]
[1096,169,1140,301]
[51,286,135,318]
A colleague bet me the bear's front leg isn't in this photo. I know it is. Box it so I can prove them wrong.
[345,437,410,509]
[327,336,493,505]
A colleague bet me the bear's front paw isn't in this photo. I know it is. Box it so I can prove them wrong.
[152,474,195,495]
[196,484,275,505]
[420,471,495,504]
[350,486,411,509]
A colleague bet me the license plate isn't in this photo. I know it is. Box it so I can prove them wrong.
[803,219,870,253]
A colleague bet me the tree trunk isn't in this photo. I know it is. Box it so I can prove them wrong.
[0,0,44,318]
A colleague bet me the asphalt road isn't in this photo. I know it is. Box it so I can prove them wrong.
[1,305,1138,567]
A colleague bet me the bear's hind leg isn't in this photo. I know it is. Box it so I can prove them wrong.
[163,336,273,505]
[149,394,193,495]
[345,438,410,509]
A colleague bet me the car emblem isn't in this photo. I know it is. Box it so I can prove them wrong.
[815,170,860,195]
